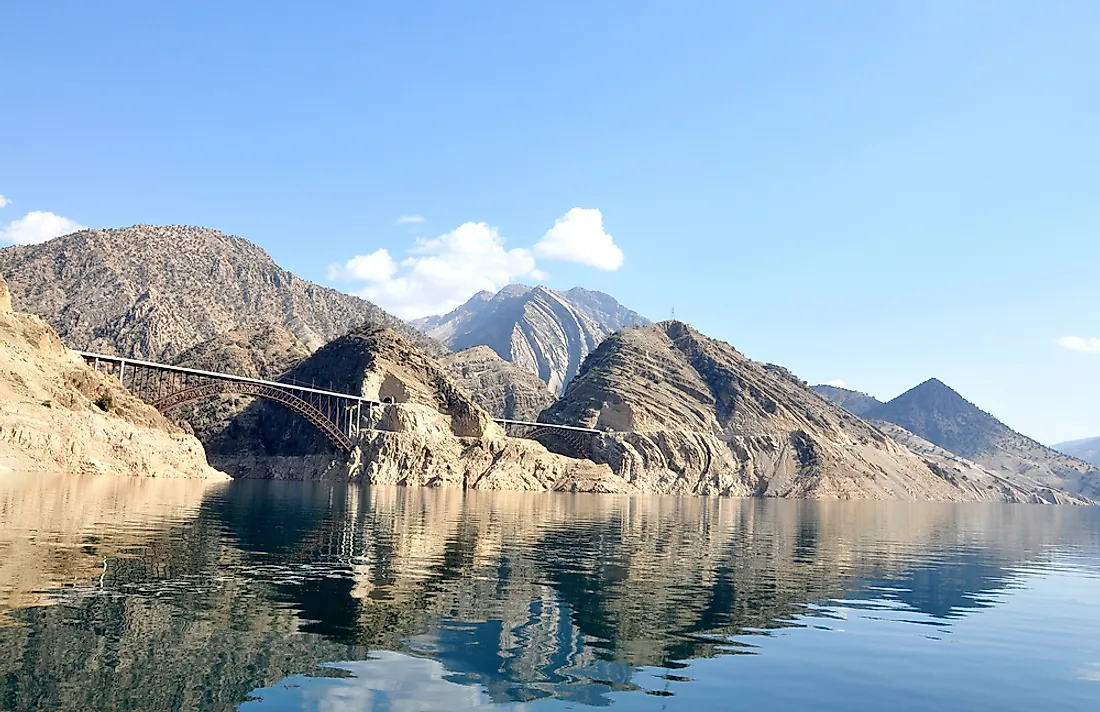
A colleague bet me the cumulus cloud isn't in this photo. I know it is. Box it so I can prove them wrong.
[396,215,425,225]
[826,379,847,388]
[1057,336,1100,353]
[533,208,624,270]
[0,211,87,246]
[0,195,10,209]
[329,222,544,319]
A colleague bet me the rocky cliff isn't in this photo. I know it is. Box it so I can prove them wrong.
[441,346,556,421]
[539,322,1083,502]
[811,384,883,416]
[1053,436,1100,467]
[0,225,441,362]
[863,379,1100,498]
[412,284,648,394]
[0,273,225,479]
[213,326,630,493]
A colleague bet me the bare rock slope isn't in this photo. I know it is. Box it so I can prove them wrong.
[0,225,441,362]
[214,326,631,493]
[441,346,556,421]
[412,284,648,395]
[863,379,1099,498]
[1053,437,1100,468]
[540,321,1081,502]
[0,274,225,479]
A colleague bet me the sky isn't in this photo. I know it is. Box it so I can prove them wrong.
[1,1,1097,444]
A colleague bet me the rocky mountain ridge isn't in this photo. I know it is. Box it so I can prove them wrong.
[412,283,648,395]
[0,225,441,363]
[440,346,557,422]
[811,384,883,416]
[539,322,1085,502]
[860,379,1099,498]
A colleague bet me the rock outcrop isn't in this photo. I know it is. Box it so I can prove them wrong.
[441,346,556,421]
[540,321,1086,502]
[1054,436,1100,467]
[412,284,648,394]
[863,379,1100,498]
[0,274,225,479]
[213,326,630,492]
[0,224,442,362]
[811,384,883,416]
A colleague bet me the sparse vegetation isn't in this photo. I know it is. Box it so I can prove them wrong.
[94,392,114,412]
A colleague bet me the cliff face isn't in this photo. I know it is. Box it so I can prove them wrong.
[540,322,1084,502]
[213,326,630,493]
[865,379,1100,498]
[0,225,442,362]
[441,346,556,421]
[0,274,225,479]
[412,284,648,395]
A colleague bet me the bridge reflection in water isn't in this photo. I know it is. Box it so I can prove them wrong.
[75,351,601,455]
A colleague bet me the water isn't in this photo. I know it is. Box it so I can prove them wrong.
[0,473,1098,711]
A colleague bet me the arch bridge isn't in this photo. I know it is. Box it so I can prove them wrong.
[75,351,601,456]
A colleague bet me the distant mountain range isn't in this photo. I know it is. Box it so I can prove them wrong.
[810,385,882,416]
[411,284,648,395]
[0,225,440,362]
[814,380,1099,498]
[1053,437,1100,467]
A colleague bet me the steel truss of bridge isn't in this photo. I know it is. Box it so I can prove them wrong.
[74,351,601,455]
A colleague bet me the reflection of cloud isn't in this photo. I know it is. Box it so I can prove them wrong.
[240,651,521,711]
[1081,662,1100,681]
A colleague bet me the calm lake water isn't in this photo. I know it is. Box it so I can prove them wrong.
[0,474,1098,711]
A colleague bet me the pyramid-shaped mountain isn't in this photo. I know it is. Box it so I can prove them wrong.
[865,379,1098,497]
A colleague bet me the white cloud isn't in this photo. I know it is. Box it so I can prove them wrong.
[0,211,87,246]
[1057,336,1100,353]
[396,215,425,225]
[330,221,542,319]
[0,195,10,209]
[826,379,847,388]
[534,207,624,270]
[328,248,398,282]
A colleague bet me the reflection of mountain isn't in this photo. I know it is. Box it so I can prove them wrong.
[0,478,1097,711]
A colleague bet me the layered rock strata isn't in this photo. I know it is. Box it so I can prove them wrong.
[440,346,556,421]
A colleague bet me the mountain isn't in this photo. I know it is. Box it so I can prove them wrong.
[0,273,222,479]
[864,379,1099,497]
[539,321,1074,502]
[440,346,556,422]
[811,384,883,416]
[411,284,649,395]
[213,325,629,493]
[1053,437,1100,467]
[0,225,441,362]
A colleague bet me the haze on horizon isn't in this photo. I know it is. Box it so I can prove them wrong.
[1,1,1097,444]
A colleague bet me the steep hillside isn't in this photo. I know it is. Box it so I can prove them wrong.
[441,346,556,421]
[865,379,1099,497]
[812,384,883,416]
[0,273,224,479]
[412,284,648,394]
[540,321,1081,502]
[1054,437,1100,467]
[0,225,441,362]
[212,326,628,493]
[167,324,310,444]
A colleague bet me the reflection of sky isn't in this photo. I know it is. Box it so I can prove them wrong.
[239,651,526,711]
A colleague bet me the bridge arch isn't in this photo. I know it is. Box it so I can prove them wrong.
[154,381,354,452]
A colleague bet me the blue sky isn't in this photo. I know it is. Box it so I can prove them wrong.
[1,1,1098,443]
